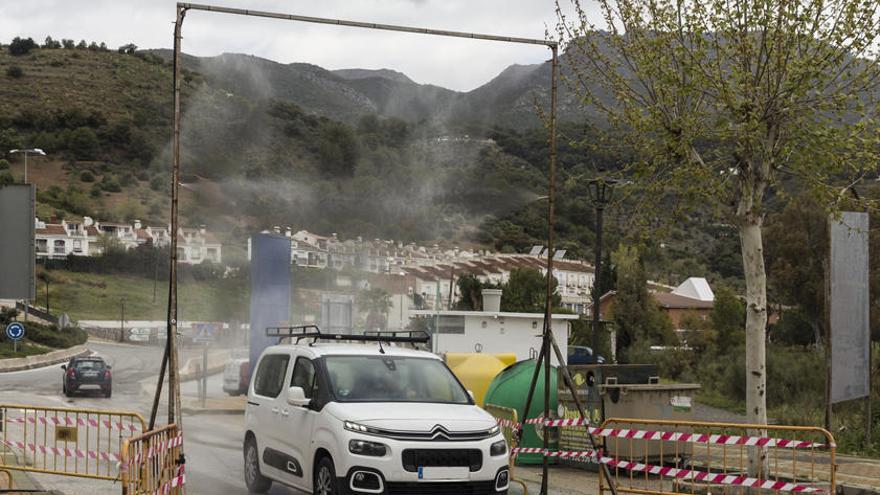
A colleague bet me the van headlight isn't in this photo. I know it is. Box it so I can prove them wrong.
[349,439,387,457]
[344,420,371,433]
[490,439,507,456]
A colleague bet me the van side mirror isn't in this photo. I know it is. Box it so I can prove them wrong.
[60,365,66,370]
[467,390,475,401]
[287,386,311,407]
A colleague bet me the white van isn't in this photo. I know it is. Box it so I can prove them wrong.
[243,328,510,495]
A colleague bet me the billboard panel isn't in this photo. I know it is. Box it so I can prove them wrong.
[0,184,35,299]
[830,211,870,403]
[249,234,291,370]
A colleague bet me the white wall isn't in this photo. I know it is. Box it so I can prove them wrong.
[433,315,569,365]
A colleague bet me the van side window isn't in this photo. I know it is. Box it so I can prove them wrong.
[253,354,290,398]
[291,357,317,399]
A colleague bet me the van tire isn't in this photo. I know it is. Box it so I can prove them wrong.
[244,436,272,493]
[313,456,338,495]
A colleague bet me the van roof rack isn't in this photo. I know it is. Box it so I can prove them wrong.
[266,325,430,346]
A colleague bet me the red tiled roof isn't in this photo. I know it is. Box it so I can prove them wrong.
[654,292,714,309]
[36,224,67,236]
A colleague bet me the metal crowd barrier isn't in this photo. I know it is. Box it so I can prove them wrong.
[597,418,836,495]
[0,468,11,489]
[0,404,145,481]
[485,403,529,495]
[120,423,184,495]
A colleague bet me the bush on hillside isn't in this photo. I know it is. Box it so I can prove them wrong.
[8,37,37,56]
[68,127,100,160]
[5,66,23,78]
[79,170,95,182]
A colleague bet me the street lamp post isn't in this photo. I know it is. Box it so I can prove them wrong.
[9,148,46,184]
[587,178,616,362]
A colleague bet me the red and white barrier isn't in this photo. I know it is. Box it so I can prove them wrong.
[1,439,120,462]
[4,415,141,433]
[603,457,825,493]
[150,465,185,495]
[496,416,831,449]
[508,446,826,493]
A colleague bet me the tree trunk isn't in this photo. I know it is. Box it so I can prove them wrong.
[740,219,769,477]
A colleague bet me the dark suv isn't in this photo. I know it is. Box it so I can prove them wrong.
[62,357,112,398]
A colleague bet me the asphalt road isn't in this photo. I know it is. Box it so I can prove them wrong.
[0,341,577,495]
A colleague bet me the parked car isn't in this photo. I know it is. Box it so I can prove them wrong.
[223,357,250,396]
[62,357,112,398]
[244,329,510,495]
[567,345,605,365]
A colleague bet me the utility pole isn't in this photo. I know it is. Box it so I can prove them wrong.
[588,178,615,363]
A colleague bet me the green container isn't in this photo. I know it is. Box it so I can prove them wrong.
[484,359,558,465]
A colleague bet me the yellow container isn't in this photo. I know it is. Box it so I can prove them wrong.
[445,353,516,406]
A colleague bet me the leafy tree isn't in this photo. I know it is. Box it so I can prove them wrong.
[711,286,745,355]
[500,267,560,313]
[454,274,485,310]
[5,66,23,79]
[765,194,827,347]
[8,37,37,56]
[61,39,75,49]
[610,245,676,357]
[317,123,359,177]
[0,128,22,151]
[560,0,880,453]
[42,36,61,49]
[67,127,99,160]
[75,40,87,49]
[771,309,816,347]
[358,287,392,331]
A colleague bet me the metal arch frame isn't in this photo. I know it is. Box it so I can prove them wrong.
[160,5,613,495]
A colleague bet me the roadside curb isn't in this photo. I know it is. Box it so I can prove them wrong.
[0,345,91,373]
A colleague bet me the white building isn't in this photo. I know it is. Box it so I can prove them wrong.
[34,217,102,259]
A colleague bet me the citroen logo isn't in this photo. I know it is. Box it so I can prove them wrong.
[430,425,451,440]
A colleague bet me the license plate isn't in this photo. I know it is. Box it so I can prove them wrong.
[83,371,98,377]
[417,467,469,480]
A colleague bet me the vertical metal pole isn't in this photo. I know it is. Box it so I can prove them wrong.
[23,152,28,184]
[867,342,873,444]
[45,279,49,315]
[539,44,559,495]
[120,298,125,342]
[202,343,208,408]
[824,235,833,432]
[168,5,187,427]
[592,205,604,359]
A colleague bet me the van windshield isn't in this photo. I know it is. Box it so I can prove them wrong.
[324,356,470,404]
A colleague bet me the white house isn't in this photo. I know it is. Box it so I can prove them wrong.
[34,217,102,259]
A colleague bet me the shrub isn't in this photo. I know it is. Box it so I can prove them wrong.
[0,159,9,170]
[89,183,102,198]
[67,127,99,160]
[0,172,13,186]
[79,170,95,182]
[149,175,165,191]
[21,323,87,348]
[5,66,24,78]
[8,37,37,56]
[100,176,121,193]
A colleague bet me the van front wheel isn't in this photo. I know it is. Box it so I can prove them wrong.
[313,456,338,495]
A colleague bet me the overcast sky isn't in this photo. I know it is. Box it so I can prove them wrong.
[0,1,600,91]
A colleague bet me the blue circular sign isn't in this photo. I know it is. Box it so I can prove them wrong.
[5,322,25,341]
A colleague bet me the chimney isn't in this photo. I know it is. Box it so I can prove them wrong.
[481,288,502,313]
[199,224,206,235]
[285,227,292,238]
[134,219,142,230]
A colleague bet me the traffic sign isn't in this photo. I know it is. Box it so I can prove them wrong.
[5,322,25,341]
[192,322,217,343]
